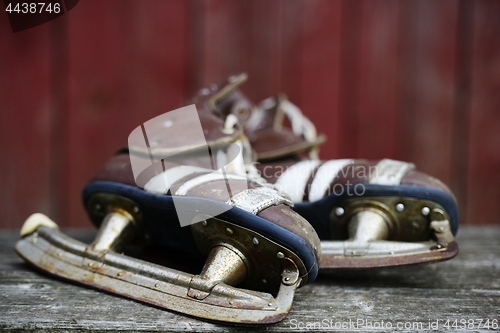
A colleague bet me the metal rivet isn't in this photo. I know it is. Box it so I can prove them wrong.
[88,263,93,267]
[277,252,285,259]
[395,203,405,212]
[237,106,249,116]
[437,244,442,249]
[285,277,290,282]
[335,207,345,217]
[57,252,63,258]
[262,279,267,284]
[117,272,123,276]
[268,303,272,307]
[421,206,431,216]
[229,300,233,305]
[226,228,233,235]
[351,250,356,255]
[439,226,445,231]
[202,220,207,226]
[252,237,259,245]
[155,283,159,288]
[133,206,140,213]
[390,251,395,255]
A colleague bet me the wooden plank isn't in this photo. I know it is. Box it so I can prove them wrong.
[276,0,304,105]
[65,0,133,227]
[47,16,71,227]
[193,0,252,90]
[185,0,207,93]
[244,0,284,102]
[246,0,305,111]
[192,0,302,102]
[187,0,275,99]
[335,0,363,159]
[399,0,458,185]
[298,0,342,160]
[450,0,475,223]
[0,14,51,228]
[357,0,404,160]
[65,0,188,227]
[187,0,305,121]
[187,0,238,90]
[1,227,499,331]
[466,0,500,225]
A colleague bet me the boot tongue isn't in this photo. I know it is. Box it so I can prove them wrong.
[245,96,326,161]
[201,74,324,161]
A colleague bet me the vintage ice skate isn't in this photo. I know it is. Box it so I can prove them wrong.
[15,74,321,324]
[246,95,459,269]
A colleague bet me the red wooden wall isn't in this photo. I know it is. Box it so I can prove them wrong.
[1,0,499,228]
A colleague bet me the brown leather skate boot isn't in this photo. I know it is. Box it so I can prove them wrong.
[15,74,321,324]
[246,95,459,269]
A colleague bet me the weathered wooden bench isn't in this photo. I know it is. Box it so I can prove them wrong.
[1,227,499,332]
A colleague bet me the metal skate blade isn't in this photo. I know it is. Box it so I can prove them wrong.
[319,239,458,269]
[15,225,300,324]
[323,197,459,269]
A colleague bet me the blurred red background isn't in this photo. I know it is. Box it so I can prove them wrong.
[1,0,499,228]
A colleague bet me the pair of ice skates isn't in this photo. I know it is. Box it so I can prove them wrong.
[16,73,458,324]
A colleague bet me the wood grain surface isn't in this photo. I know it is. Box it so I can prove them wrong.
[1,227,499,332]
